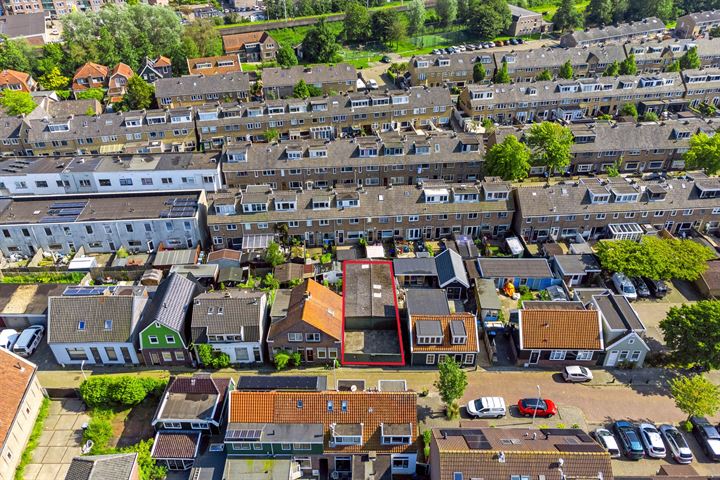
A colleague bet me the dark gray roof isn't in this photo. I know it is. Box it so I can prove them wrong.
[474,278,501,310]
[553,254,601,275]
[478,258,553,278]
[48,293,146,344]
[0,12,45,39]
[191,290,265,342]
[436,249,469,288]
[523,300,585,310]
[140,272,199,334]
[344,261,396,319]
[415,320,443,337]
[227,422,324,443]
[592,293,645,331]
[450,320,466,337]
[393,257,438,276]
[65,453,138,480]
[406,288,451,316]
[155,72,251,98]
[262,64,356,88]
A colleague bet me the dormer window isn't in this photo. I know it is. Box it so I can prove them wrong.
[48,123,70,132]
[309,149,327,158]
[416,320,443,344]
[351,99,369,108]
[614,193,639,203]
[416,60,429,68]
[171,114,191,124]
[454,192,478,203]
[147,115,167,124]
[360,147,378,157]
[485,190,509,201]
[450,320,467,345]
[392,95,409,105]
[197,110,218,121]
[672,129,691,139]
[227,151,247,163]
[503,55,516,64]
[124,118,142,127]
[214,203,236,215]
[216,60,235,68]
[247,107,264,117]
[471,91,493,100]
[288,104,307,113]
[697,183,720,198]
[312,103,328,111]
[104,320,113,330]
[275,199,297,211]
[331,424,363,446]
[415,145,430,155]
[242,202,268,213]
[381,424,412,445]
[589,192,610,204]
[195,62,212,69]
[424,188,449,203]
[313,198,331,210]
[417,335,442,345]
[338,198,359,208]
[384,146,403,155]
[268,106,285,114]
[286,149,302,160]
[438,58,450,67]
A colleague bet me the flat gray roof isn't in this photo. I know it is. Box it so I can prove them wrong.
[406,288,451,316]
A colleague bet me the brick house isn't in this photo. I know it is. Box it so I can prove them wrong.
[222,31,278,62]
[72,62,109,94]
[0,69,36,93]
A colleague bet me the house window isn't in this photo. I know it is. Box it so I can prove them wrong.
[426,354,436,365]
[453,473,463,480]
[105,347,118,361]
[549,350,566,361]
[317,348,327,359]
[104,320,112,330]
[77,321,86,330]
[288,333,303,342]
[293,443,311,451]
[281,443,291,451]
[175,351,185,361]
[328,348,338,359]
[464,354,475,364]
[392,457,410,469]
[305,333,321,342]
[163,422,182,429]
[576,351,593,361]
[327,401,334,412]
[630,350,641,362]
[165,335,176,344]
[161,352,173,362]
[66,348,88,361]
[191,422,209,430]
[148,336,159,344]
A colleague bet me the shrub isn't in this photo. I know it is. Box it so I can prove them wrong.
[14,397,50,480]
[79,376,167,409]
[422,429,432,459]
[446,402,460,420]
[119,438,167,480]
[83,410,114,454]
[110,377,148,406]
[274,350,291,370]
[196,344,231,369]
[518,285,530,295]
[290,351,302,366]
[681,420,693,432]
[116,246,130,258]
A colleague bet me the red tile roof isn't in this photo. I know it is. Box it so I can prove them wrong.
[154,56,172,67]
[0,349,37,449]
[110,63,134,79]
[151,431,200,459]
[187,55,242,76]
[222,31,272,52]
[0,69,33,92]
[520,309,603,350]
[267,279,343,341]
[73,62,109,80]
[410,313,479,352]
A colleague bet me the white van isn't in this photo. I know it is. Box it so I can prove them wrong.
[611,272,637,301]
[0,329,20,350]
[466,397,506,418]
[12,325,44,357]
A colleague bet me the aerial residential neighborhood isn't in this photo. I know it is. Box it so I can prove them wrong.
[4,0,720,479]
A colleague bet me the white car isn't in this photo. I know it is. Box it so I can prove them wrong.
[367,79,379,90]
[12,325,45,357]
[593,428,621,458]
[639,423,667,458]
[563,366,593,382]
[0,329,20,350]
[660,424,693,464]
[466,396,506,418]
[612,272,637,301]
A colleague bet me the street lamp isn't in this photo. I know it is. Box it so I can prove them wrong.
[531,384,540,426]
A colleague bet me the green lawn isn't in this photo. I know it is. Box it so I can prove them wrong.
[527,0,590,21]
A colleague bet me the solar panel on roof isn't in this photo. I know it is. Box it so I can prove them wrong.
[555,443,604,453]
[50,202,87,209]
[57,208,84,216]
[63,286,112,296]
[236,376,322,391]
[40,216,78,223]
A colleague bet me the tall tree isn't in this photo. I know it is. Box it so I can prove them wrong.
[661,301,720,369]
[536,69,553,81]
[619,53,637,75]
[467,0,511,39]
[552,0,583,32]
[493,61,510,83]
[585,0,613,26]
[343,1,372,43]
[183,19,223,58]
[680,46,701,70]
[526,121,574,174]
[620,103,638,118]
[121,75,154,110]
[484,135,532,181]
[434,358,468,418]
[603,60,620,76]
[275,44,299,67]
[301,19,341,63]
[436,0,458,27]
[0,36,37,74]
[684,131,720,175]
[293,79,311,98]
[670,375,720,420]
[457,0,469,22]
[473,63,486,82]
[407,0,426,35]
[39,67,70,91]
[264,241,286,267]
[0,90,36,115]
[559,60,574,79]
[372,10,407,46]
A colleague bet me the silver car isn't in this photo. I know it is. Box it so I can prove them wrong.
[660,424,693,464]
[639,423,667,458]
[593,428,621,458]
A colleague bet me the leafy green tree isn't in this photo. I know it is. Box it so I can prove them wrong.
[585,0,613,26]
[36,43,67,76]
[595,236,715,281]
[434,358,467,417]
[467,0,511,39]
[619,103,638,119]
[552,0,583,32]
[76,88,106,102]
[536,69,553,81]
[265,128,280,142]
[699,102,717,117]
[559,60,573,79]
[119,439,167,480]
[264,241,285,267]
[78,377,112,408]
[493,61,510,83]
[0,90,36,115]
[436,0,458,27]
[407,0,426,35]
[39,66,70,91]
[642,111,659,122]
[302,19,341,63]
[275,44,298,67]
[293,79,311,98]
[262,272,280,290]
[0,36,37,74]
[670,375,720,419]
[619,53,637,75]
[372,10,407,46]
[484,135,532,181]
[526,121,573,174]
[680,46,701,70]
[684,131,720,175]
[344,1,372,42]
[603,60,620,76]
[122,75,154,110]
[195,343,230,368]
[661,301,720,369]
[183,19,223,58]
[666,59,681,72]
[110,376,147,406]
[307,84,323,97]
[473,63,486,82]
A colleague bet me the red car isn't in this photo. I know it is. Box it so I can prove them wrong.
[517,398,558,418]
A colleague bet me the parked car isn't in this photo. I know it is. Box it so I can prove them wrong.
[632,277,651,298]
[660,424,693,464]
[517,398,557,418]
[0,329,19,350]
[12,325,44,357]
[562,366,593,382]
[612,272,637,301]
[593,428,621,458]
[367,79,379,90]
[690,416,720,461]
[380,55,391,63]
[466,397,506,418]
[643,277,668,298]
[545,285,568,301]
[495,40,504,47]
[639,423,667,458]
[516,38,524,44]
[613,421,645,460]
[509,38,518,45]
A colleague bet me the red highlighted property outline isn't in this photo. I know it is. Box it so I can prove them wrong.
[340,259,405,367]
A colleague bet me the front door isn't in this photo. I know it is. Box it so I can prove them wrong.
[150,352,161,365]
[306,348,314,362]
[529,350,540,364]
[606,350,619,367]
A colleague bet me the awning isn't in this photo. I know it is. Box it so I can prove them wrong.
[98,144,123,153]
[241,234,275,251]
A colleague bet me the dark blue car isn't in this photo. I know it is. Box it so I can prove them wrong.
[613,421,644,460]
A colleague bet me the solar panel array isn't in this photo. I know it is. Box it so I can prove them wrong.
[63,286,115,296]
[439,429,492,450]
[226,429,262,441]
[160,197,198,218]
[237,375,321,391]
[555,443,604,453]
[40,201,88,223]
[541,429,594,443]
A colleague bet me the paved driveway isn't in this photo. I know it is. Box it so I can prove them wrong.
[23,399,88,480]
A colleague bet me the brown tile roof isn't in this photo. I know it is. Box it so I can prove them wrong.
[110,63,134,79]
[151,431,200,459]
[0,69,31,89]
[222,31,271,52]
[207,248,242,263]
[73,62,109,80]
[228,390,418,453]
[0,349,37,449]
[520,309,603,350]
[187,54,242,76]
[267,279,343,341]
[410,313,479,352]
[154,56,172,67]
